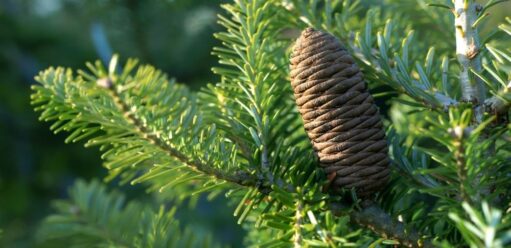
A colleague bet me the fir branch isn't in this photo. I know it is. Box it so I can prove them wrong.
[293,200,303,248]
[454,0,486,121]
[239,170,433,247]
[96,77,256,188]
[333,201,434,248]
[450,126,471,203]
[306,210,336,247]
[347,15,460,112]
[449,201,511,247]
[261,146,275,185]
[37,180,221,248]
[484,81,511,114]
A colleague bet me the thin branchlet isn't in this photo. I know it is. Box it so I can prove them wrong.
[454,0,486,122]
[293,200,303,248]
[98,77,258,188]
[484,81,511,115]
[345,201,433,248]
[450,126,471,203]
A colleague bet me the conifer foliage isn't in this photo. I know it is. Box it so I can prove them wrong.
[37,180,219,248]
[32,0,511,247]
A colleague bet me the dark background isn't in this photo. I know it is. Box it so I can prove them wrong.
[0,0,509,247]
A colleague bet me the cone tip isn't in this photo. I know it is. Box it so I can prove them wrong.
[302,27,317,37]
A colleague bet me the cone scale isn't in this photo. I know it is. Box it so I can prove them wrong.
[290,28,390,196]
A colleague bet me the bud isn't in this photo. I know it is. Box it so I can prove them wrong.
[96,78,113,89]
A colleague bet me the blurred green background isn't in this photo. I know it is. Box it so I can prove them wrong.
[0,0,509,247]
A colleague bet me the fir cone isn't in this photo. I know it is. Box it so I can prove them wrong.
[290,28,390,196]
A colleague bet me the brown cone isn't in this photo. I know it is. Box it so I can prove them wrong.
[290,28,390,196]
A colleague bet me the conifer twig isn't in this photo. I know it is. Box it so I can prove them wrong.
[454,0,486,122]
[484,81,511,114]
[343,201,434,248]
[97,78,257,188]
[293,200,304,248]
[269,177,431,247]
[450,126,471,203]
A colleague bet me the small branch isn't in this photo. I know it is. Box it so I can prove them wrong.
[454,0,486,122]
[306,210,336,247]
[261,145,275,185]
[74,215,135,248]
[283,182,432,247]
[293,200,304,248]
[97,78,257,188]
[450,126,471,203]
[454,1,497,204]
[434,92,459,111]
[484,81,511,115]
[330,201,434,248]
[346,201,433,248]
[485,96,510,114]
